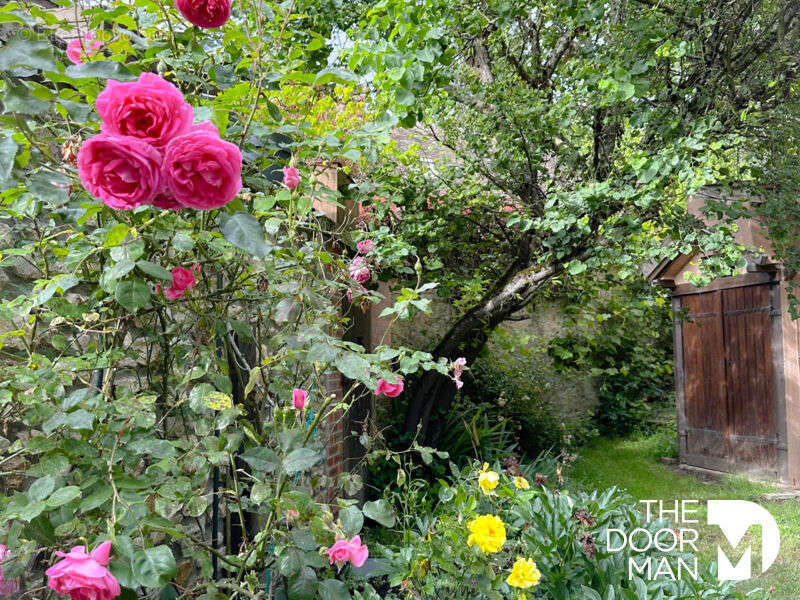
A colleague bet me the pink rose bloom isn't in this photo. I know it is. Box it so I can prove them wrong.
[96,73,194,148]
[327,536,369,568]
[0,545,19,595]
[292,388,308,410]
[78,134,162,210]
[348,257,371,284]
[356,239,375,254]
[164,266,196,299]
[45,541,120,600]
[375,377,404,397]
[282,166,300,190]
[66,33,103,65]
[175,0,231,28]
[162,122,242,210]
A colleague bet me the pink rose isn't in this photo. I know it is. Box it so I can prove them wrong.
[375,377,404,397]
[175,0,231,28]
[282,166,300,190]
[78,134,162,210]
[327,536,369,568]
[348,257,371,284]
[0,545,19,595]
[164,266,196,299]
[356,239,375,254]
[95,73,194,148]
[292,388,308,410]
[46,541,120,600]
[162,122,242,210]
[66,33,103,65]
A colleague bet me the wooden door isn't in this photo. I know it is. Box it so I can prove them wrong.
[678,283,778,474]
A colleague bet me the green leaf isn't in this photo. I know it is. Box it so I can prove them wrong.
[335,353,370,382]
[362,499,396,527]
[250,482,270,504]
[0,133,18,180]
[28,171,71,205]
[132,546,177,588]
[186,495,208,517]
[46,486,81,508]
[136,261,173,280]
[107,259,136,280]
[288,567,317,600]
[62,409,95,430]
[314,68,358,85]
[171,231,194,251]
[3,85,50,115]
[0,36,57,72]
[319,578,353,600]
[28,476,56,502]
[65,61,137,81]
[240,447,279,472]
[339,505,364,537]
[18,500,46,522]
[104,223,130,247]
[282,448,321,474]
[80,487,113,512]
[220,212,270,258]
[115,279,151,313]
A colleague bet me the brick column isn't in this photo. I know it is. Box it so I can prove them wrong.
[320,369,344,503]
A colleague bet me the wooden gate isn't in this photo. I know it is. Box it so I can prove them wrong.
[677,282,780,476]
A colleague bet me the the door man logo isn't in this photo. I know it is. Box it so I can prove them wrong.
[707,500,780,581]
[607,499,780,582]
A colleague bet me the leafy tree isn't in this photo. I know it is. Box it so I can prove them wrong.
[348,0,800,443]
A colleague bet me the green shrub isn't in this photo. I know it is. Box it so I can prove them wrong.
[549,278,674,437]
[465,336,594,458]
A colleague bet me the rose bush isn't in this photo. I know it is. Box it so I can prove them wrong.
[0,0,450,598]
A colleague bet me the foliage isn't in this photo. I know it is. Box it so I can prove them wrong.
[548,277,674,436]
[0,1,452,597]
[343,0,800,440]
[466,326,595,457]
[375,461,744,600]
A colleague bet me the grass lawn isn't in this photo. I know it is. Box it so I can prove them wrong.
[568,432,799,600]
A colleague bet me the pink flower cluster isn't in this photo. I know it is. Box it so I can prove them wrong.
[45,541,120,600]
[0,545,18,595]
[78,73,242,211]
[66,33,103,65]
[328,536,368,568]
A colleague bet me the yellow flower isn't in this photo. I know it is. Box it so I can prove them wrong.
[478,463,499,495]
[514,476,530,490]
[506,557,541,589]
[467,514,506,554]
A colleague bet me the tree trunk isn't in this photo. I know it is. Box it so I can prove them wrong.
[404,263,558,445]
